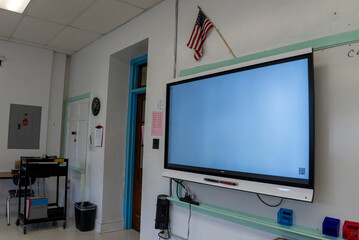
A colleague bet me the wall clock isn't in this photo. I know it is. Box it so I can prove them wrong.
[92,97,100,116]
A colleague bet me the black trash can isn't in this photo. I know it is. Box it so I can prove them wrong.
[74,202,96,232]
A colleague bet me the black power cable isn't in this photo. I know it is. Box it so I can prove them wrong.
[173,179,185,189]
[171,179,194,240]
[169,178,173,197]
[187,203,192,240]
[173,179,185,199]
[256,193,284,207]
[175,181,180,199]
[158,230,170,239]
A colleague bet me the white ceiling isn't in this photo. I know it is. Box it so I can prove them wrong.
[0,0,163,55]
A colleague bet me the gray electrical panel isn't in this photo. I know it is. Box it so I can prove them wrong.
[8,104,42,149]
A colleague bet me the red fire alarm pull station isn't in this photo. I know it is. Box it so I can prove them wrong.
[22,118,29,126]
[343,221,359,240]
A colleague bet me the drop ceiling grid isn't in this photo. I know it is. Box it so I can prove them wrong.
[70,0,144,34]
[0,9,22,38]
[26,0,98,25]
[0,0,163,55]
[12,16,65,45]
[47,26,102,52]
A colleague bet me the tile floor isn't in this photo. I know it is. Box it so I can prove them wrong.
[0,214,140,240]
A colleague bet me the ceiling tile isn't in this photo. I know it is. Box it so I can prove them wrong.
[45,46,75,55]
[12,16,64,45]
[9,38,44,48]
[0,9,22,37]
[71,0,143,34]
[47,26,102,51]
[120,0,163,9]
[27,0,97,25]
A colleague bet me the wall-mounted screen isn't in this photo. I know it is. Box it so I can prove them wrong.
[163,49,314,202]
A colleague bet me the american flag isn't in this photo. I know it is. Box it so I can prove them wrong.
[187,10,214,61]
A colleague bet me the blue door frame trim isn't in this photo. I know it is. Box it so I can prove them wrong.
[124,54,147,229]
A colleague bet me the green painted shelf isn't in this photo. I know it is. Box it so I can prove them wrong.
[168,197,343,240]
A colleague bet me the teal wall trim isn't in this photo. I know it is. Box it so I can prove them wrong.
[65,93,91,104]
[124,54,148,229]
[168,197,343,240]
[180,29,359,77]
[69,165,86,174]
[61,93,90,201]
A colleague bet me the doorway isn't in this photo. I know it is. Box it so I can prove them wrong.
[132,93,145,231]
[124,55,147,231]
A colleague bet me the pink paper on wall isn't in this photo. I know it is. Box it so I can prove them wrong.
[151,111,163,136]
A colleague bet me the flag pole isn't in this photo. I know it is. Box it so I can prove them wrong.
[198,6,236,59]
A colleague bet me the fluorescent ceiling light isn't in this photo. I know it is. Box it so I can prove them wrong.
[0,0,31,13]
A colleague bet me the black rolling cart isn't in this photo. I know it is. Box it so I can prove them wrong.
[16,157,68,234]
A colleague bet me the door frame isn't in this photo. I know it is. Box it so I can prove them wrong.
[61,93,90,201]
[124,55,147,229]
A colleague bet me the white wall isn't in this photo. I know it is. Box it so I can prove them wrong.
[176,0,359,73]
[66,0,359,239]
[67,0,175,233]
[0,40,52,170]
[101,39,148,232]
[46,52,67,207]
[47,53,67,156]
[0,40,66,214]
[101,56,129,230]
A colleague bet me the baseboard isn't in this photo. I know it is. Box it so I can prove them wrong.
[95,219,125,233]
[95,219,102,233]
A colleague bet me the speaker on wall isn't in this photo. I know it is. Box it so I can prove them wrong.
[155,194,169,230]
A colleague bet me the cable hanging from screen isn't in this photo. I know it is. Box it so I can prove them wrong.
[158,230,171,239]
[256,193,284,207]
[170,179,193,240]
[187,203,192,240]
[173,179,186,198]
[169,178,173,197]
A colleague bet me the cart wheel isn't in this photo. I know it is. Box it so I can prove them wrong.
[16,219,20,226]
[63,221,66,229]
[23,226,26,235]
